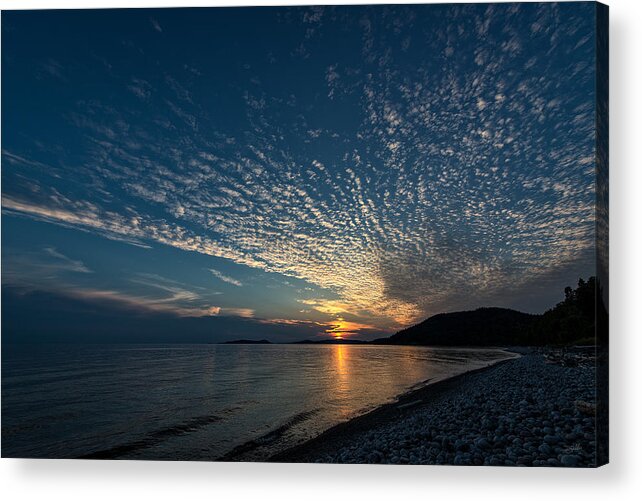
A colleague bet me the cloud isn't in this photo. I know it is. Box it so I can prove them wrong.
[43,247,93,273]
[150,18,162,33]
[2,247,92,288]
[324,319,378,338]
[128,78,152,100]
[65,288,218,317]
[208,268,243,287]
[220,307,254,318]
[128,273,206,304]
[41,58,66,81]
[1,195,152,248]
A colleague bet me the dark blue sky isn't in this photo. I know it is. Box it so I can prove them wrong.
[2,3,598,342]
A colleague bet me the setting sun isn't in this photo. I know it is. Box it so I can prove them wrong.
[325,318,373,339]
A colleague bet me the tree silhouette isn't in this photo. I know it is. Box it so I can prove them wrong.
[526,277,598,345]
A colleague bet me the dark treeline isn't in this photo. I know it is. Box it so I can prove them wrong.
[523,277,605,346]
[375,277,604,347]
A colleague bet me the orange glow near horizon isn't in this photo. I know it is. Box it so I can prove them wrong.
[299,297,420,334]
[325,318,374,339]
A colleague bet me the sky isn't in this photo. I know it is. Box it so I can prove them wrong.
[1,3,598,343]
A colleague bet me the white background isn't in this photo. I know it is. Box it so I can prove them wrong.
[1,0,640,499]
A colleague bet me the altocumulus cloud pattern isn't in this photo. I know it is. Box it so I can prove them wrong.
[2,3,596,339]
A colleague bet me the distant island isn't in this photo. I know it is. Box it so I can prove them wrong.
[223,339,272,345]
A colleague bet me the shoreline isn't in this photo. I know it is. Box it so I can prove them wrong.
[213,348,518,463]
[268,349,598,466]
[268,354,519,463]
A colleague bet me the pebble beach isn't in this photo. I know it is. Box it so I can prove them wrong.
[274,350,599,467]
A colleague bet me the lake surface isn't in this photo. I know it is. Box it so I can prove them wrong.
[1,344,515,460]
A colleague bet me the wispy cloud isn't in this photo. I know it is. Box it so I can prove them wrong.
[220,307,254,318]
[40,58,66,81]
[150,18,162,33]
[1,195,152,249]
[43,247,92,274]
[2,247,92,287]
[208,268,243,287]
[66,288,218,317]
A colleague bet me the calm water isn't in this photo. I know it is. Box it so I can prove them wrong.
[2,344,515,460]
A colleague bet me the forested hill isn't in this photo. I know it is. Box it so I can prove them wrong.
[374,277,603,347]
[375,307,537,346]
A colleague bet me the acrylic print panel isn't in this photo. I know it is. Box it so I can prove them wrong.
[1,2,608,466]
